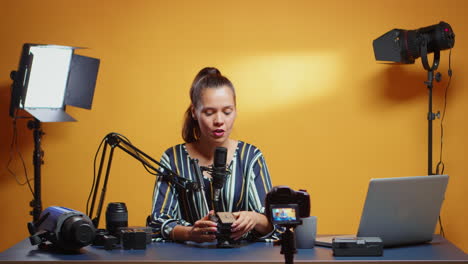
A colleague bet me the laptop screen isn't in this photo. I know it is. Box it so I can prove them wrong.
[357,175,449,247]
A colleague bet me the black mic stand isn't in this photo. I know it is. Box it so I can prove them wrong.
[191,148,238,248]
[190,158,210,216]
[88,133,200,229]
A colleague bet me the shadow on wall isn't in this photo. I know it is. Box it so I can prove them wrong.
[0,83,34,185]
[235,62,456,230]
[370,63,453,106]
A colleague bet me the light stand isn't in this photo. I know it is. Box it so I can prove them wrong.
[373,22,455,175]
[421,40,442,175]
[425,70,441,175]
[9,43,100,222]
[28,119,44,222]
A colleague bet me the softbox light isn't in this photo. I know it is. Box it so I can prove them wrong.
[9,43,100,122]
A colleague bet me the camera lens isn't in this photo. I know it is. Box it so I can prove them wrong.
[61,215,96,250]
[106,202,128,236]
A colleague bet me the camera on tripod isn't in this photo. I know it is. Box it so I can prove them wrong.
[265,186,310,227]
[265,186,311,264]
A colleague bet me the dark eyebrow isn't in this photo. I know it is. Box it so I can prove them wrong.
[202,105,235,111]
[202,107,216,112]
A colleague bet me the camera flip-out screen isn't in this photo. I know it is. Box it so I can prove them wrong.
[271,204,301,225]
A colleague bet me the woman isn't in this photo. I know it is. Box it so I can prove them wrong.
[148,67,274,243]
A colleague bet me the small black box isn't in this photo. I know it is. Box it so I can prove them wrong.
[120,228,149,250]
[332,237,383,256]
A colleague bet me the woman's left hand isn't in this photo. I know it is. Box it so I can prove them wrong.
[230,211,259,240]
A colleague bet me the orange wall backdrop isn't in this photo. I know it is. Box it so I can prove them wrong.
[0,0,467,253]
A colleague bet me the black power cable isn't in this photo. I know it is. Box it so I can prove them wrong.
[435,48,452,238]
[436,48,452,175]
[6,115,34,196]
[86,136,106,216]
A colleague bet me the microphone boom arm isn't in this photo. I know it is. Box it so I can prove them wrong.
[88,132,198,229]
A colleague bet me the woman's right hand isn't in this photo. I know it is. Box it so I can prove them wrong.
[187,212,217,243]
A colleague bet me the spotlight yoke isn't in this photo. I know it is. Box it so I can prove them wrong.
[373,21,455,71]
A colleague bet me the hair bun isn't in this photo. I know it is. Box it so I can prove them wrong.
[200,67,221,77]
[192,67,221,87]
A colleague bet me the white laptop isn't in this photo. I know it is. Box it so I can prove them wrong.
[315,175,449,247]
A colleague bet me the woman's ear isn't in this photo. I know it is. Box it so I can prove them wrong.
[191,105,197,120]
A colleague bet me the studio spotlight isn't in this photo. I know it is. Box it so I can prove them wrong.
[373,21,454,71]
[372,22,455,176]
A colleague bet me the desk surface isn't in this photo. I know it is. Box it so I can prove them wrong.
[0,235,466,264]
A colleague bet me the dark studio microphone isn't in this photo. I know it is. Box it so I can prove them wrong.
[210,147,238,248]
[212,147,227,212]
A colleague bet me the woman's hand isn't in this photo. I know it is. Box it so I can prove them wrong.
[230,211,260,240]
[187,211,217,243]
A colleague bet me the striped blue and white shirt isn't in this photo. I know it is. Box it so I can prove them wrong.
[148,141,274,241]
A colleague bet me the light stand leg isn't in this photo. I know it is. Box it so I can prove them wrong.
[28,119,44,222]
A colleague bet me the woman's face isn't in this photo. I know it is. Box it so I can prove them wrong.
[193,86,237,145]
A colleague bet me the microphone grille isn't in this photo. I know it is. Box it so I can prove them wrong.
[214,147,227,168]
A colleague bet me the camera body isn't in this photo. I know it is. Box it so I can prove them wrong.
[265,186,310,227]
[265,186,310,263]
[210,212,239,248]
